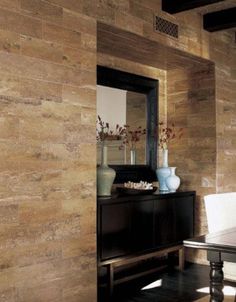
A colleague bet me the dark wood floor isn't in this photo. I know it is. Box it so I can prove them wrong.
[99,263,236,302]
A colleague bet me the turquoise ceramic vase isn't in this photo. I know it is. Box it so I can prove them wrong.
[156,149,170,192]
[97,145,116,196]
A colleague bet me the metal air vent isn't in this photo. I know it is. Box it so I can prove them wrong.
[154,16,179,38]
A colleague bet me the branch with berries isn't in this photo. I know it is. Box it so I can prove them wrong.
[122,125,146,150]
[159,122,183,150]
[96,115,126,143]
[96,116,146,150]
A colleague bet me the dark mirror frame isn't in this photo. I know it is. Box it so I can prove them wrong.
[97,65,158,183]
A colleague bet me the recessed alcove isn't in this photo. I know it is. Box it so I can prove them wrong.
[97,22,216,261]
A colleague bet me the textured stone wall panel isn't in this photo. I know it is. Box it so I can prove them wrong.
[0,1,97,301]
[0,0,235,299]
[167,64,217,244]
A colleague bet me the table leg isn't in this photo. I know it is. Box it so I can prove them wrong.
[209,261,224,302]
[178,247,185,271]
[107,264,114,297]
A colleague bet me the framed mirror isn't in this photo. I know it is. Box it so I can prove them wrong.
[97,66,158,183]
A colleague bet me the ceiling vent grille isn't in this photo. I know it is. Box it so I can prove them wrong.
[154,16,178,39]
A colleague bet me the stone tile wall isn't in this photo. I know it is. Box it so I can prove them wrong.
[0,0,235,300]
[212,32,236,193]
[167,64,216,263]
[0,1,97,301]
[167,64,216,234]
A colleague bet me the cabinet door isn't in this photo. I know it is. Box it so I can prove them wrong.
[131,199,154,253]
[174,196,194,241]
[100,202,132,260]
[154,198,175,246]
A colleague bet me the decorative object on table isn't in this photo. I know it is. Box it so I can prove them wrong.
[97,144,116,196]
[117,181,157,195]
[96,115,125,196]
[122,125,146,165]
[162,148,168,168]
[166,167,180,192]
[124,180,153,190]
[130,149,136,165]
[156,122,183,191]
[156,167,170,191]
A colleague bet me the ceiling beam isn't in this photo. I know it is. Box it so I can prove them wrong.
[162,0,225,14]
[203,7,236,31]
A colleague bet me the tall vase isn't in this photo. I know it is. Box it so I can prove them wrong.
[130,149,136,165]
[156,149,170,192]
[97,145,116,197]
[166,167,180,192]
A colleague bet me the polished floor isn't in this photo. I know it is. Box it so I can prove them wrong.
[99,263,236,302]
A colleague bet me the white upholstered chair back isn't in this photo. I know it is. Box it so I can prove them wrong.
[204,192,236,281]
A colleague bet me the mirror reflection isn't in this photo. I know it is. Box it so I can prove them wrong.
[97,85,147,165]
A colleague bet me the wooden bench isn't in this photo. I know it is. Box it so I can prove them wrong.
[98,245,185,297]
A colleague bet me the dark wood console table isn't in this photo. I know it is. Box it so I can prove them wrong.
[97,190,195,296]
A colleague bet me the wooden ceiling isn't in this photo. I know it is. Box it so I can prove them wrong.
[162,0,236,32]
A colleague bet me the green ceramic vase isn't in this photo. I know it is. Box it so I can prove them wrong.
[97,145,116,196]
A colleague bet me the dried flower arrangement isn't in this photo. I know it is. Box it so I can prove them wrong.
[96,115,146,153]
[122,125,146,150]
[158,122,183,150]
[96,115,126,144]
